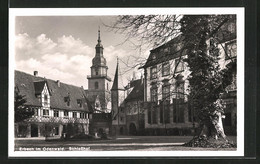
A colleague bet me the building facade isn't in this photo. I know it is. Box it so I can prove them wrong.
[139,17,237,136]
[217,17,237,135]
[141,36,196,136]
[15,71,91,139]
[123,78,145,135]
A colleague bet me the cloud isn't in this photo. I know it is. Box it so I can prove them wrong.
[15,33,94,88]
[15,33,147,89]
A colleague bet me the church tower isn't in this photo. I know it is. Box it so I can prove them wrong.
[87,29,111,113]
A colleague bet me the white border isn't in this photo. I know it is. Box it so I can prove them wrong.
[9,8,244,157]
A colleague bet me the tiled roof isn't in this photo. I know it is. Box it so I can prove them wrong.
[15,70,91,112]
[125,79,144,102]
[141,35,185,68]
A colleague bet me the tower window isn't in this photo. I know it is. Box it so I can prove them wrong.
[96,71,98,75]
[95,82,99,89]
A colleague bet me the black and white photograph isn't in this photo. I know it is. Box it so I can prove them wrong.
[8,8,244,157]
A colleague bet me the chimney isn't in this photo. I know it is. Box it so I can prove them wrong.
[56,80,60,87]
[33,71,38,76]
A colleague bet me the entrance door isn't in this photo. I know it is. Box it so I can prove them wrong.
[31,124,38,137]
[129,123,137,135]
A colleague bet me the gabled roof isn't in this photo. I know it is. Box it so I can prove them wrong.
[15,70,91,112]
[125,79,144,102]
[141,35,185,69]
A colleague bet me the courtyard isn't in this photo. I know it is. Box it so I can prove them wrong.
[15,136,237,151]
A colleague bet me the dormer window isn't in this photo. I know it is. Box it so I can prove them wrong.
[64,96,70,106]
[77,99,83,108]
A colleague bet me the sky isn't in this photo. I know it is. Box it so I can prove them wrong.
[15,16,149,89]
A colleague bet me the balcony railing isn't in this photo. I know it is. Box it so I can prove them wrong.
[87,75,111,81]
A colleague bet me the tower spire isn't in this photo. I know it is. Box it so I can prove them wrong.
[111,59,119,91]
[98,26,101,43]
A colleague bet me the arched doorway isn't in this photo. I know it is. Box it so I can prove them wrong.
[129,123,137,135]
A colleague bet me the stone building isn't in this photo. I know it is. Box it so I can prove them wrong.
[86,29,112,113]
[217,17,237,135]
[139,17,237,136]
[123,78,145,135]
[15,70,91,139]
[140,36,195,136]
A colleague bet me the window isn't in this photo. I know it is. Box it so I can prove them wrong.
[43,109,49,116]
[152,105,157,124]
[173,98,185,123]
[160,103,164,123]
[225,41,237,59]
[164,102,170,123]
[148,108,151,124]
[43,94,48,106]
[73,112,77,118]
[54,110,59,117]
[150,87,158,102]
[176,82,184,99]
[162,63,170,76]
[95,82,99,89]
[96,71,98,75]
[150,67,157,79]
[162,85,170,101]
[77,99,82,108]
[175,59,184,73]
[160,101,170,124]
[64,111,68,117]
[80,113,86,119]
[64,96,70,106]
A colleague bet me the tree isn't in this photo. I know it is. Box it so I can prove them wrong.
[109,15,236,147]
[15,89,34,123]
[180,15,236,147]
